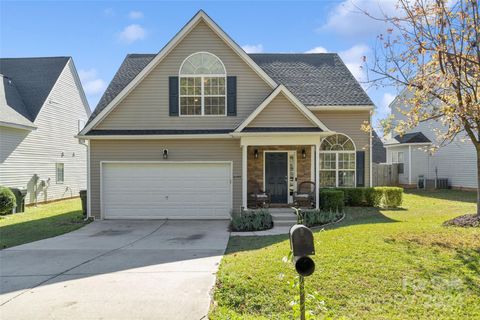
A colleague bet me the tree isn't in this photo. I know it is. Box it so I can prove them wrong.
[362,0,480,218]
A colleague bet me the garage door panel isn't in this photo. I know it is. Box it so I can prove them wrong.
[102,162,231,219]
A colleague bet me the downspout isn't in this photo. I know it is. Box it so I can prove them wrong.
[408,145,412,185]
[79,138,90,221]
[369,110,373,187]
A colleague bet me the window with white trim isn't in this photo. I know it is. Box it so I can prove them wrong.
[179,52,226,116]
[319,134,356,187]
[56,163,64,184]
[391,151,405,174]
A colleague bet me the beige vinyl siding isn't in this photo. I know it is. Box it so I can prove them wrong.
[313,110,371,187]
[96,20,272,130]
[89,139,242,219]
[0,59,90,204]
[248,93,314,128]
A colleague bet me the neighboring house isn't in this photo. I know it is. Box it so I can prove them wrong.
[372,130,386,164]
[0,57,90,204]
[78,11,374,220]
[385,92,476,189]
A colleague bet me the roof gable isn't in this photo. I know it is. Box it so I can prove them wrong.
[0,57,69,122]
[236,85,330,132]
[248,92,315,128]
[82,10,277,134]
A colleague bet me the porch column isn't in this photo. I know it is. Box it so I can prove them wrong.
[315,143,320,210]
[242,144,248,209]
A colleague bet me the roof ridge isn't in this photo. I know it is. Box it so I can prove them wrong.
[0,56,71,61]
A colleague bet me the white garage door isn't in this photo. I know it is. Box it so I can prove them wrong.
[102,162,231,219]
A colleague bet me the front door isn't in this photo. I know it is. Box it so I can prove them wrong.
[265,152,288,203]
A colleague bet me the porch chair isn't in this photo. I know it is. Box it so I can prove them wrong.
[293,181,316,208]
[247,180,271,208]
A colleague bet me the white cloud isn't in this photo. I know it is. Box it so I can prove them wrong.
[318,0,397,37]
[78,69,107,96]
[241,44,264,53]
[380,92,396,115]
[305,46,328,53]
[129,11,144,19]
[118,24,146,44]
[338,44,370,82]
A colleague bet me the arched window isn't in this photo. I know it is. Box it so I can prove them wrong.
[319,134,356,187]
[179,52,226,116]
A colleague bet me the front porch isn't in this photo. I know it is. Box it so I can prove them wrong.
[240,134,325,210]
[246,145,315,208]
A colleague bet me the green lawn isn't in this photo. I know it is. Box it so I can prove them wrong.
[211,190,480,319]
[0,198,89,249]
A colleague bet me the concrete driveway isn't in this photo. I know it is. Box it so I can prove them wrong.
[0,219,230,320]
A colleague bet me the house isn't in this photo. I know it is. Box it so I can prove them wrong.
[372,130,386,164]
[0,57,91,204]
[78,11,374,220]
[385,92,476,189]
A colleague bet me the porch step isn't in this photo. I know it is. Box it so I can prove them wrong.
[271,213,297,221]
[274,219,297,227]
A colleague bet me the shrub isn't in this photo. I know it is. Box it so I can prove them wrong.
[319,190,344,212]
[0,187,16,215]
[231,209,273,231]
[342,188,365,206]
[302,209,341,227]
[376,187,403,208]
[364,187,381,207]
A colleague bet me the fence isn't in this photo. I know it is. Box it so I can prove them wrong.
[372,163,399,187]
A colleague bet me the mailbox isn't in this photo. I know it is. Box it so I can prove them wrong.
[289,224,315,277]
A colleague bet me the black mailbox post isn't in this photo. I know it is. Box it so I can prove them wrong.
[289,208,316,320]
[289,224,315,277]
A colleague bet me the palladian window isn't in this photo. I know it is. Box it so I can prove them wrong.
[319,134,356,187]
[179,52,226,116]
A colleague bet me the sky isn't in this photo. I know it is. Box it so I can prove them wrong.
[0,0,403,128]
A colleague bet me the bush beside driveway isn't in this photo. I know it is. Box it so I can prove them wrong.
[0,198,88,249]
[210,190,480,319]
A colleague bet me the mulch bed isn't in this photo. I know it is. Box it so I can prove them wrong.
[443,214,480,227]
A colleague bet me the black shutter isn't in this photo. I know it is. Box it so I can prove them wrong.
[227,76,237,116]
[356,151,365,187]
[169,76,179,116]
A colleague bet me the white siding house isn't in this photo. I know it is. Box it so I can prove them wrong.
[385,92,476,189]
[0,57,90,204]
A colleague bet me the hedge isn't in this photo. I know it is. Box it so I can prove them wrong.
[0,187,16,215]
[320,187,403,208]
[319,190,344,212]
[231,209,273,231]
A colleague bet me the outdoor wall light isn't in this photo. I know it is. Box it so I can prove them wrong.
[162,149,169,159]
[254,149,259,159]
[302,149,306,159]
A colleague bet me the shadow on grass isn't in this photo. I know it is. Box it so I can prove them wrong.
[227,207,400,254]
[406,189,476,204]
[0,210,88,249]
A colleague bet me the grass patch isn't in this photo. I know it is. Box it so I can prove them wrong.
[0,198,89,249]
[211,190,480,319]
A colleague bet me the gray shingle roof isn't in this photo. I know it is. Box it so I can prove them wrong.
[88,53,373,125]
[0,57,70,123]
[394,132,431,144]
[85,129,232,136]
[249,53,373,106]
[0,75,35,128]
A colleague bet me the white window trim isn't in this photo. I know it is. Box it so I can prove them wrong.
[319,134,357,188]
[178,52,227,117]
[56,163,65,184]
